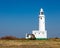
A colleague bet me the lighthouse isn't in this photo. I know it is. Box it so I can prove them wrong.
[32,8,47,39]
[26,8,47,39]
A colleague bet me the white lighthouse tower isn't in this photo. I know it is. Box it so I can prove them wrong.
[32,8,47,39]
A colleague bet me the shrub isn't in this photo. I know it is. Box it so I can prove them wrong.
[0,36,19,40]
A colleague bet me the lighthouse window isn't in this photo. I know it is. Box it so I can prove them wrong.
[41,12,43,15]
[39,33,40,34]
[41,17,42,19]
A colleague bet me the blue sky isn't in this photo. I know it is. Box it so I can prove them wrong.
[0,0,60,38]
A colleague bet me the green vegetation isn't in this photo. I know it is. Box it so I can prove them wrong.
[36,38,48,40]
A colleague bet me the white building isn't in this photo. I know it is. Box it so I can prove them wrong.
[26,8,47,40]
[32,8,47,39]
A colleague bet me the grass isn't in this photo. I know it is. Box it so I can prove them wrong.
[0,38,60,48]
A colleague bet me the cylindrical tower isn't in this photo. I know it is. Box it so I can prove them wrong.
[39,8,45,31]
